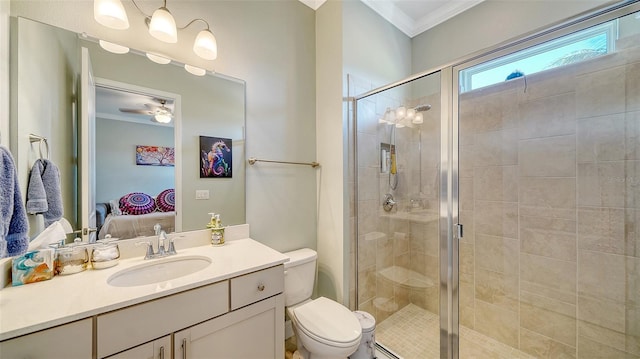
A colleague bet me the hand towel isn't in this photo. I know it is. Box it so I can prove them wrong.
[0,146,29,257]
[26,158,63,227]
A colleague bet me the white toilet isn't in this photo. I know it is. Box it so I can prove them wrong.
[284,248,362,359]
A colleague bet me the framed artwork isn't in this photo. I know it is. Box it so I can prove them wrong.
[135,145,175,166]
[200,136,232,178]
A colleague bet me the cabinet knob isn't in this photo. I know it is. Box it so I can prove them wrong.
[257,283,265,291]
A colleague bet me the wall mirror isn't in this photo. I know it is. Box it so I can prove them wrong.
[10,17,246,241]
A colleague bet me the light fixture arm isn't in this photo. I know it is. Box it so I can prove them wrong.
[180,18,210,31]
[130,0,152,19]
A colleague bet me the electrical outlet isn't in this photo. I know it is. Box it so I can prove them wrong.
[195,190,210,200]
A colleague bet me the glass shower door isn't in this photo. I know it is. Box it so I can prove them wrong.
[353,71,444,358]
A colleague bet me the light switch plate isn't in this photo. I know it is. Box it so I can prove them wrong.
[195,190,210,200]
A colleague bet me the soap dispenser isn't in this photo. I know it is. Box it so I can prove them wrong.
[207,212,225,246]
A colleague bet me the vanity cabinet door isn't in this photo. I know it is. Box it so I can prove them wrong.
[105,335,171,359]
[174,293,284,359]
[0,318,92,359]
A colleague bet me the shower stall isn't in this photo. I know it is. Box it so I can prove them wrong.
[350,2,640,358]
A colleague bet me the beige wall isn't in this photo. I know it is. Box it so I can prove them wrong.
[9,0,317,252]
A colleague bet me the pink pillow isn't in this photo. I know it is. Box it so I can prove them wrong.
[119,192,156,215]
[156,189,175,212]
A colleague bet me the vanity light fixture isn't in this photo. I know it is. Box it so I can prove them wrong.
[94,0,219,61]
[146,52,171,64]
[99,40,130,54]
[184,64,206,76]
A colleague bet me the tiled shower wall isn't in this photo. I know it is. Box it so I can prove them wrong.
[458,37,640,358]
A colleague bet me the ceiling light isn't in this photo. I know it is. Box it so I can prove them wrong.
[184,64,206,76]
[154,113,172,123]
[148,6,178,43]
[193,29,218,60]
[94,0,220,61]
[99,40,130,54]
[146,52,171,64]
[94,0,129,30]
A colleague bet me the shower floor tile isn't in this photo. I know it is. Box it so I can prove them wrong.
[375,304,536,359]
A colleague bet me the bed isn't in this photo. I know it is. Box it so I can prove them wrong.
[96,189,175,239]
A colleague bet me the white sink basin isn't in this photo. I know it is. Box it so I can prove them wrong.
[107,256,212,287]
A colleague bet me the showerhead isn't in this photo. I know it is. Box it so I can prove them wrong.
[414,104,432,112]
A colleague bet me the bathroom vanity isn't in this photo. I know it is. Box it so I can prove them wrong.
[0,225,288,359]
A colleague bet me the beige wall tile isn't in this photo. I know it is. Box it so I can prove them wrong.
[460,242,475,275]
[358,199,381,235]
[521,253,576,299]
[358,266,376,303]
[376,234,394,270]
[357,132,379,168]
[578,295,625,333]
[520,327,577,359]
[460,272,475,309]
[576,65,626,119]
[475,268,519,312]
[519,66,576,102]
[474,165,518,202]
[579,320,627,354]
[577,113,637,162]
[459,144,475,177]
[578,336,640,359]
[578,250,626,303]
[627,257,640,306]
[459,210,475,244]
[476,234,519,273]
[519,135,576,177]
[578,207,639,257]
[358,233,377,269]
[520,215,576,262]
[459,177,474,211]
[473,128,519,166]
[521,290,576,318]
[578,162,626,208]
[521,301,577,347]
[628,304,640,355]
[466,88,519,134]
[628,62,640,113]
[358,167,380,201]
[460,303,475,329]
[520,177,576,218]
[475,201,518,238]
[475,300,519,348]
[519,93,576,139]
[409,250,426,276]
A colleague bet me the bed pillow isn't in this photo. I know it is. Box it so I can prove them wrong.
[119,192,156,215]
[156,188,175,212]
[109,199,122,216]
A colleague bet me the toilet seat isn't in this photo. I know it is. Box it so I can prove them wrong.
[292,297,362,348]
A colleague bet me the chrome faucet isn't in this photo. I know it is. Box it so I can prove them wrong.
[136,230,177,260]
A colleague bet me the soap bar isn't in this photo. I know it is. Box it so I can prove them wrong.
[12,249,55,286]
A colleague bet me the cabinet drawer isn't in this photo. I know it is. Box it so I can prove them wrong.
[97,281,228,358]
[230,265,283,310]
[0,319,92,359]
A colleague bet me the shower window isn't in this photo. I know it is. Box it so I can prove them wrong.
[459,20,616,93]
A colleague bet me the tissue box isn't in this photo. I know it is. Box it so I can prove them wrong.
[12,249,55,286]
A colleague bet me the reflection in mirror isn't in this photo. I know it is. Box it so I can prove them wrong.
[94,84,177,240]
[11,17,246,241]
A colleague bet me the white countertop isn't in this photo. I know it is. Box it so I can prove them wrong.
[0,230,288,341]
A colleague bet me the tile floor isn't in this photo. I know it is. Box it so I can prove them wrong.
[376,304,536,359]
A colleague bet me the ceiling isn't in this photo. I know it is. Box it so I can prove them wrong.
[96,86,175,127]
[300,0,485,38]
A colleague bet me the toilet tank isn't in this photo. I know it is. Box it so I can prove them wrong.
[283,248,317,306]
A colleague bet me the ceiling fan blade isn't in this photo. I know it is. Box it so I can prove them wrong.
[119,108,153,115]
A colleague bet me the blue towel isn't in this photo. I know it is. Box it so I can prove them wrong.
[0,146,29,257]
[26,159,63,227]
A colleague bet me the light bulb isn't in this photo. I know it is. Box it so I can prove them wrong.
[412,113,424,124]
[154,113,172,123]
[99,40,129,54]
[193,29,218,60]
[406,108,416,120]
[94,0,129,30]
[184,64,206,76]
[396,106,406,120]
[148,7,178,43]
[146,53,171,64]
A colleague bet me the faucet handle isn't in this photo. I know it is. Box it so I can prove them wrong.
[136,241,155,259]
[154,223,162,236]
[157,231,168,255]
[167,237,177,255]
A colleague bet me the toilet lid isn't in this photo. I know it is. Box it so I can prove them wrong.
[294,297,362,345]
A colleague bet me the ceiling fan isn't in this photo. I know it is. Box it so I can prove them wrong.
[119,98,174,123]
